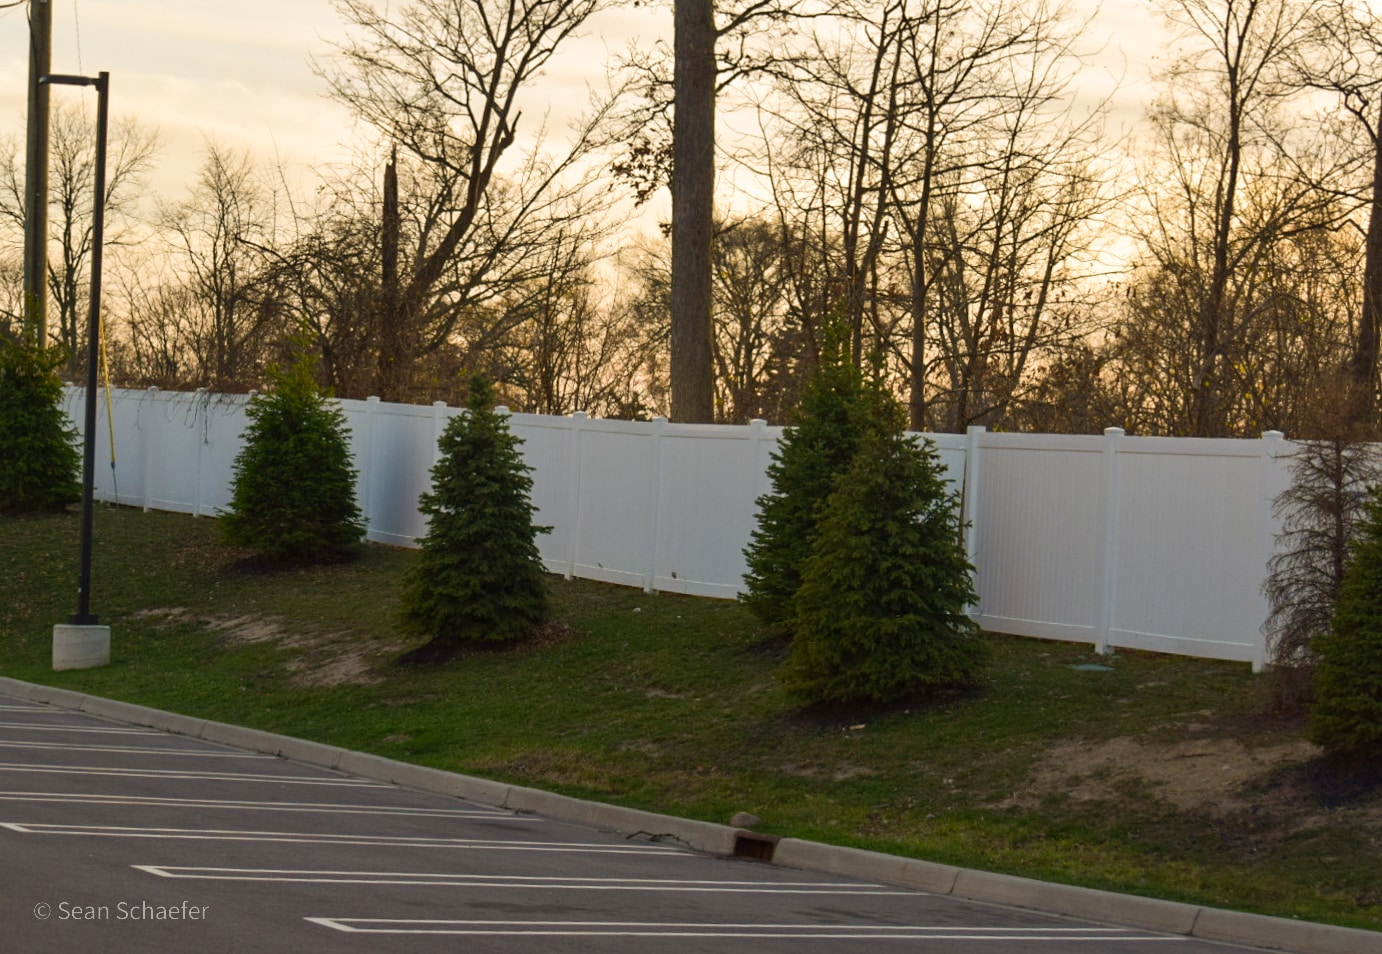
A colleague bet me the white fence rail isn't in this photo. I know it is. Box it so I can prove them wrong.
[62,387,1289,669]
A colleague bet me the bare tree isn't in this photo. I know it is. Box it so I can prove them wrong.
[1134,0,1333,437]
[0,103,157,368]
[1291,0,1382,433]
[111,260,204,386]
[766,0,910,362]
[1265,438,1381,707]
[760,0,1107,430]
[476,230,662,418]
[1113,187,1360,436]
[709,216,808,422]
[157,144,283,387]
[317,0,616,402]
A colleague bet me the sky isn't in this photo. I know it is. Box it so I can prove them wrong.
[0,0,1168,205]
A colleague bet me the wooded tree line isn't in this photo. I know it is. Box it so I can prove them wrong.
[4,0,1382,439]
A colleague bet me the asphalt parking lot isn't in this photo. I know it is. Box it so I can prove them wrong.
[0,688,1345,953]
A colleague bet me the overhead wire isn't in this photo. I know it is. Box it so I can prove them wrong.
[70,0,81,73]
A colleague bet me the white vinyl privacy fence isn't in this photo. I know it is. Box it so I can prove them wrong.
[62,387,1291,670]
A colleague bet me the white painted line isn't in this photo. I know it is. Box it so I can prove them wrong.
[0,740,268,758]
[2,824,675,855]
[0,792,537,818]
[0,706,53,711]
[305,918,1186,940]
[0,762,382,787]
[137,866,912,895]
[0,722,159,734]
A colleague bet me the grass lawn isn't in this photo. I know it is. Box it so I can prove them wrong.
[2,505,1379,932]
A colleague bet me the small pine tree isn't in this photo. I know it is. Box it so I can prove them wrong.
[0,337,81,513]
[741,322,867,633]
[399,376,550,648]
[220,354,364,562]
[1311,486,1382,759]
[782,388,986,705]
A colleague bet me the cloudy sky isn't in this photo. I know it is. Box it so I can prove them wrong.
[0,0,1165,200]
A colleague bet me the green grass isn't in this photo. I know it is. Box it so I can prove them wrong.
[3,505,1380,932]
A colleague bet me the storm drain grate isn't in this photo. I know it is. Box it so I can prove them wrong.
[732,831,779,862]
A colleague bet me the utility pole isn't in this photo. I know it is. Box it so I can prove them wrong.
[23,0,52,346]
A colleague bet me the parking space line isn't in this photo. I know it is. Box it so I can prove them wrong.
[135,866,914,894]
[0,791,538,818]
[0,740,269,758]
[304,918,1186,940]
[0,722,161,735]
[0,762,383,787]
[4,824,679,854]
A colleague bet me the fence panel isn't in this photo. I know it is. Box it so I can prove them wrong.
[566,417,658,589]
[969,432,1108,644]
[1109,437,1278,667]
[58,387,1285,668]
[507,411,578,576]
[342,398,439,546]
[651,422,766,598]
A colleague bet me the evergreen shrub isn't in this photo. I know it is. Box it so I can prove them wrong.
[0,337,80,513]
[741,324,867,633]
[782,387,987,705]
[1311,486,1382,759]
[399,376,550,647]
[220,355,364,562]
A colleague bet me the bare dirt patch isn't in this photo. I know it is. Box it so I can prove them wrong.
[1019,736,1320,811]
[1000,732,1382,843]
[131,606,400,687]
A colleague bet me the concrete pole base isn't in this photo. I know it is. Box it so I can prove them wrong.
[52,624,111,670]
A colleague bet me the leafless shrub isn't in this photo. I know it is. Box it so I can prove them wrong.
[1264,438,1381,710]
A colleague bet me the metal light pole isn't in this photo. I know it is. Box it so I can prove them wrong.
[47,71,110,670]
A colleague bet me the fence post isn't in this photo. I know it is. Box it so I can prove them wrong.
[430,400,449,470]
[565,411,588,581]
[1256,430,1288,673]
[745,419,771,598]
[962,427,985,615]
[358,396,380,537]
[192,388,208,517]
[141,386,158,512]
[748,418,771,497]
[1095,426,1126,656]
[643,417,668,593]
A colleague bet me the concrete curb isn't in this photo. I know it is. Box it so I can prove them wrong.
[1,675,1377,954]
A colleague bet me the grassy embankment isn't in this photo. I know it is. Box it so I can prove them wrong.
[2,506,1378,931]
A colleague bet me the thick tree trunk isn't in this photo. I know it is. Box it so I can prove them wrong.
[376,148,406,401]
[670,0,717,423]
[1345,99,1382,435]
